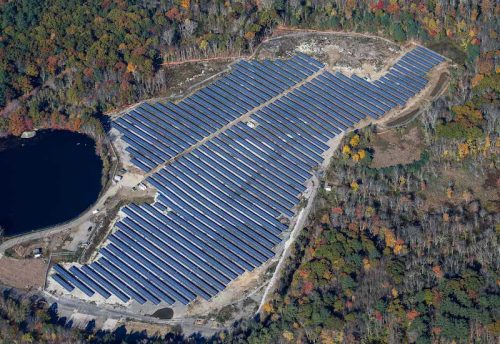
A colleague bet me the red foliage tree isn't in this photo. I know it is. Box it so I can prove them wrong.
[166,7,181,21]
[8,112,28,136]
[302,281,314,295]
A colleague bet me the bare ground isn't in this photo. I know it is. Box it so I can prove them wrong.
[118,321,175,337]
[430,72,450,97]
[370,126,424,168]
[107,60,231,118]
[5,230,75,259]
[0,257,47,290]
[181,261,271,320]
[379,62,451,127]
[256,30,402,79]
[385,108,420,127]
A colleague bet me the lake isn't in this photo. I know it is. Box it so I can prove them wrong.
[0,130,103,236]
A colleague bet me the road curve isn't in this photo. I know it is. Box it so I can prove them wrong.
[0,183,120,258]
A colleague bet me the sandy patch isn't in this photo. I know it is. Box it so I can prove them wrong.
[102,318,120,331]
[121,321,174,336]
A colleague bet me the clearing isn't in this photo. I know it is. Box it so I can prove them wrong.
[370,125,425,169]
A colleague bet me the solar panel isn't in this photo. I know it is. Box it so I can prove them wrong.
[52,47,445,306]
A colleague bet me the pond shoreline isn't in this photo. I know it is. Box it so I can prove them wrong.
[0,130,105,237]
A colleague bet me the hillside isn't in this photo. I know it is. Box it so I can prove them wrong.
[0,1,498,344]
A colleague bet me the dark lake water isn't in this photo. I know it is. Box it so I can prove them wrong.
[0,130,103,236]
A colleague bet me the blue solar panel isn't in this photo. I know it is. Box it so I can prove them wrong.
[252,60,303,84]
[229,70,277,99]
[53,264,94,297]
[124,207,237,283]
[54,47,446,306]
[256,109,327,155]
[309,77,368,121]
[235,62,288,92]
[296,52,325,69]
[69,266,111,299]
[81,265,130,303]
[151,177,263,266]
[286,59,315,77]
[289,55,318,74]
[52,274,75,292]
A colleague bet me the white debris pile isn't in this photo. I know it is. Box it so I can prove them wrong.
[295,40,323,55]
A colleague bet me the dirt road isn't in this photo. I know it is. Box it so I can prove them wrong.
[162,55,245,66]
[41,290,223,337]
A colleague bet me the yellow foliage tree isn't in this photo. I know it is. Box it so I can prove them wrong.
[363,258,371,271]
[199,39,208,50]
[471,9,478,23]
[446,187,453,198]
[344,0,356,19]
[21,333,34,343]
[320,329,343,344]
[393,240,405,255]
[458,142,470,159]
[365,206,375,217]
[399,176,406,186]
[457,19,467,33]
[342,144,351,156]
[126,62,136,73]
[282,331,294,342]
[244,31,256,41]
[462,190,472,202]
[352,153,360,162]
[471,74,484,87]
[443,212,450,222]
[426,17,439,36]
[358,149,366,160]
[180,0,190,10]
[262,302,273,314]
[350,181,359,192]
[350,134,360,147]
[482,135,491,155]
[384,228,396,248]
[452,104,483,127]
[25,64,39,77]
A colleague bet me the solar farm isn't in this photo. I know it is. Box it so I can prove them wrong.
[50,46,445,307]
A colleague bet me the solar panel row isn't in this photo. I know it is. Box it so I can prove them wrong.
[52,47,445,305]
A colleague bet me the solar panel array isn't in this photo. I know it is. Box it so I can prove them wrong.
[111,53,324,172]
[51,46,445,305]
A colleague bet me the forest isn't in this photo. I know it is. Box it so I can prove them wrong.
[0,0,498,343]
